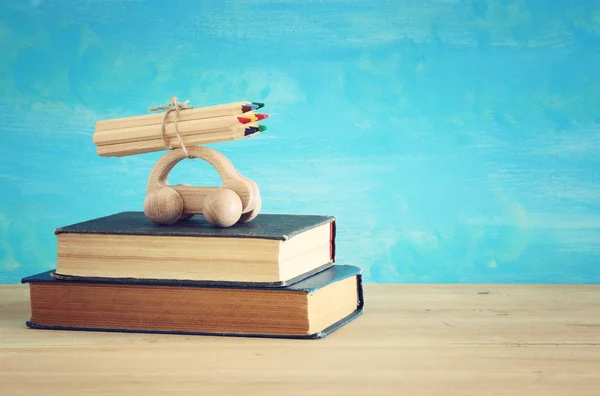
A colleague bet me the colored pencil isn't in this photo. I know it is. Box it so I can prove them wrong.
[237,113,269,124]
[93,113,268,146]
[96,124,266,157]
[241,102,264,112]
[95,101,265,133]
[244,124,267,136]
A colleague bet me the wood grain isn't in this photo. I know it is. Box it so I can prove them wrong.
[94,114,247,145]
[143,146,260,226]
[95,126,255,157]
[1,284,599,395]
[94,101,252,132]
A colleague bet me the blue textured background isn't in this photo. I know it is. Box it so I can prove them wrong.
[1,0,599,284]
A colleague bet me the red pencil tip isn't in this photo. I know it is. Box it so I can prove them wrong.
[237,113,269,124]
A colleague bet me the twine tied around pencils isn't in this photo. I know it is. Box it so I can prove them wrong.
[149,96,194,158]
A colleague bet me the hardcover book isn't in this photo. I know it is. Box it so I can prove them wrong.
[22,265,363,339]
[53,211,336,286]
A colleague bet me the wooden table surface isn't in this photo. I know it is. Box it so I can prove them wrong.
[1,283,599,395]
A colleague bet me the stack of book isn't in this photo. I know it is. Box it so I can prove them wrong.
[22,211,364,339]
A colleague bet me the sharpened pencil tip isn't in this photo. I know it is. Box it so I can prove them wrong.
[242,103,260,112]
[252,102,265,109]
[237,113,269,124]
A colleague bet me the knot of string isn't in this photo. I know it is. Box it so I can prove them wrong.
[149,96,194,158]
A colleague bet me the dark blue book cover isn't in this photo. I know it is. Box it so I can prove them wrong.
[54,211,336,241]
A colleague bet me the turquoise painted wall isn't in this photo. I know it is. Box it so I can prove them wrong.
[1,0,599,284]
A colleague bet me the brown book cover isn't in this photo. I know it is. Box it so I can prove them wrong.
[22,265,363,339]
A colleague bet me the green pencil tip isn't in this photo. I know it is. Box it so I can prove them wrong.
[252,102,265,109]
[259,125,267,132]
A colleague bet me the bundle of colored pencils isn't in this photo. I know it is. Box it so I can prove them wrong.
[92,100,269,157]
